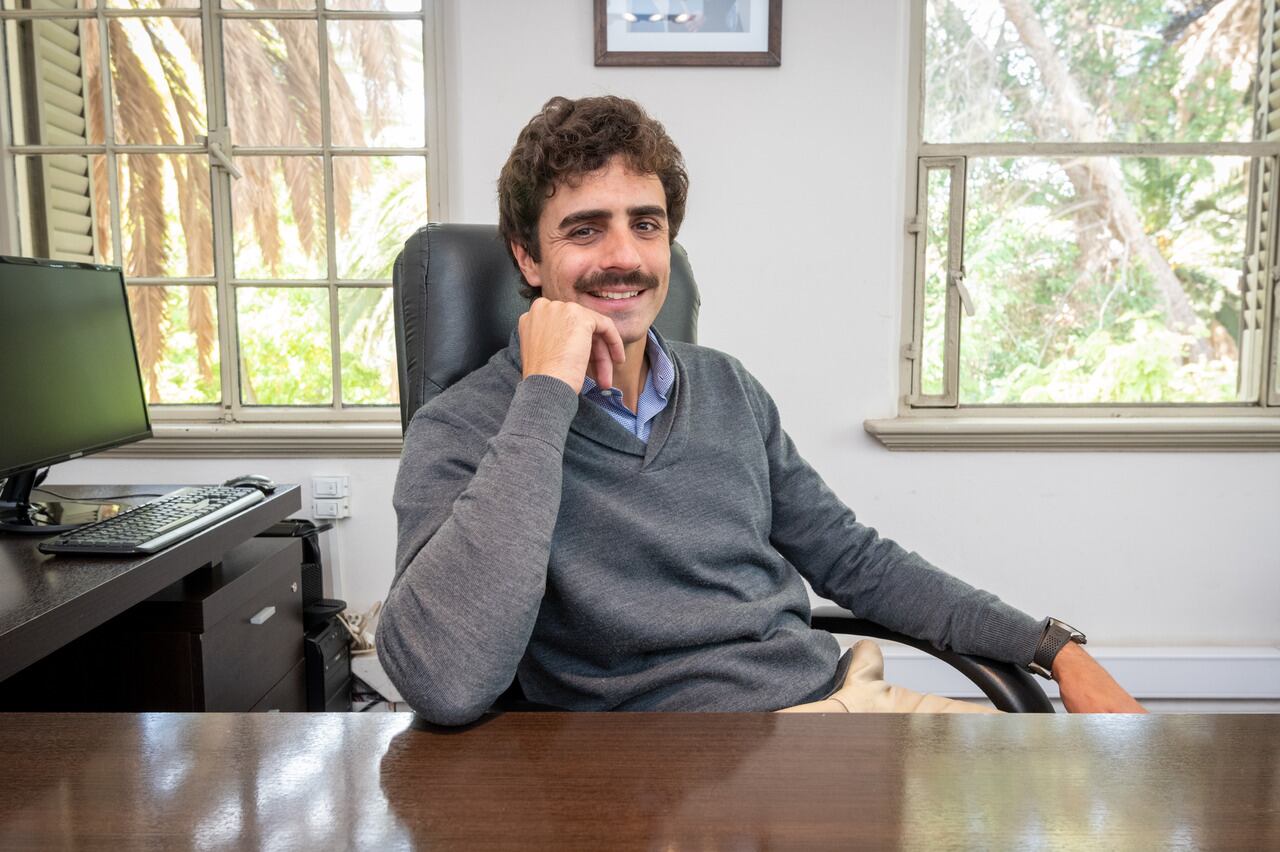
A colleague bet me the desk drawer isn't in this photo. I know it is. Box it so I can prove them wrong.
[200,541,304,711]
[251,659,306,712]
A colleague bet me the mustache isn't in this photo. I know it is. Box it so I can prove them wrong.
[574,269,659,293]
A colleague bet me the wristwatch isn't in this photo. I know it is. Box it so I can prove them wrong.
[1027,618,1087,680]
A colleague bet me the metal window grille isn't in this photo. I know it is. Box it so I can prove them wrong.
[903,0,1278,412]
[0,0,444,423]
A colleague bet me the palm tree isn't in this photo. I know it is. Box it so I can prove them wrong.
[59,0,413,403]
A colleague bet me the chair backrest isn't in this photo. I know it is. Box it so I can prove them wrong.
[391,223,702,429]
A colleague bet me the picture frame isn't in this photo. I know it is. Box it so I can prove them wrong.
[594,0,782,67]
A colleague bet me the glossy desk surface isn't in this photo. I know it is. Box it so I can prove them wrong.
[0,712,1276,850]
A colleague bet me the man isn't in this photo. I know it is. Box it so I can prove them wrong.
[377,95,1144,725]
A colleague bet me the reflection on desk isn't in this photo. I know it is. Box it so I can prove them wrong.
[0,712,1276,849]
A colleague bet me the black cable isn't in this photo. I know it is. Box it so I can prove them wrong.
[32,487,164,502]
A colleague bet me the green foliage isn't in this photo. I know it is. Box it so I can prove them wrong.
[339,285,399,405]
[341,353,393,405]
[237,287,332,406]
[339,157,427,280]
[987,313,1236,402]
[146,286,221,404]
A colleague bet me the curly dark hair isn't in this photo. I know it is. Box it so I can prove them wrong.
[497,95,689,300]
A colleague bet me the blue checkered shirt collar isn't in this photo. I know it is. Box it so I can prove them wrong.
[580,328,674,443]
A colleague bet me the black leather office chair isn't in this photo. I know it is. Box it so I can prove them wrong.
[391,223,1054,713]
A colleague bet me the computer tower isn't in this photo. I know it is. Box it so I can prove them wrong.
[259,519,334,615]
[305,615,352,712]
[260,519,352,710]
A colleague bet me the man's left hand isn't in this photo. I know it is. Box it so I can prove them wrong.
[1052,641,1147,713]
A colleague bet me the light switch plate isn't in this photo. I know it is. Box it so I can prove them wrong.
[313,498,350,519]
[312,475,350,499]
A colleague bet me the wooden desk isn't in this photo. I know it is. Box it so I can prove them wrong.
[0,485,301,682]
[0,712,1275,849]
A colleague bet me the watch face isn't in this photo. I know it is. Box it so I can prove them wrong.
[1049,618,1086,643]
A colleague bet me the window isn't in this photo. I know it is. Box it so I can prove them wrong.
[1,0,440,434]
[876,0,1280,448]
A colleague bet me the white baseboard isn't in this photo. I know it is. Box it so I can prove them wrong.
[843,637,1280,701]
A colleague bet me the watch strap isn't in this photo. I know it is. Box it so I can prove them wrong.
[1028,618,1086,680]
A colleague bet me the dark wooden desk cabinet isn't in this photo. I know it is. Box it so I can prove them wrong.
[0,537,305,712]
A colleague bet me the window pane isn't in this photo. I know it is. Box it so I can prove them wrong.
[127,284,220,405]
[338,286,398,405]
[2,1,95,11]
[327,19,424,147]
[231,156,326,279]
[325,1,419,9]
[958,156,1246,405]
[108,15,206,145]
[327,1,421,9]
[118,154,213,277]
[925,0,1258,144]
[105,1,201,8]
[333,155,426,278]
[921,167,951,397]
[222,1,316,9]
[223,18,320,147]
[16,154,111,265]
[236,286,332,405]
[3,18,105,145]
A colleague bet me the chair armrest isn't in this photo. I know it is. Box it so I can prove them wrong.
[809,605,1054,714]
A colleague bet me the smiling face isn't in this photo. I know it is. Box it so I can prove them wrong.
[511,155,671,346]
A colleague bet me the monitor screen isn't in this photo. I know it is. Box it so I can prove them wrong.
[0,256,151,481]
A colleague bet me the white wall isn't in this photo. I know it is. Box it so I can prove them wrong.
[56,1,1280,658]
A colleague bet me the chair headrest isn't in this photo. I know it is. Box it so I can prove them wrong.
[392,223,701,429]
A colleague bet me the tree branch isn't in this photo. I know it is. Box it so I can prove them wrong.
[1000,0,1214,360]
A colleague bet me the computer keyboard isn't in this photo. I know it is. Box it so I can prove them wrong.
[38,486,266,555]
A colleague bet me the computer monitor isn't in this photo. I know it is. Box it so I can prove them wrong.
[0,255,152,532]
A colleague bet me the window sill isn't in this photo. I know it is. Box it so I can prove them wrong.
[104,421,404,458]
[863,414,1280,451]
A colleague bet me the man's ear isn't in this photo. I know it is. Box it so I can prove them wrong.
[510,240,542,289]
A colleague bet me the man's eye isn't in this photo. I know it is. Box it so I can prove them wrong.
[570,226,597,238]
[635,220,659,232]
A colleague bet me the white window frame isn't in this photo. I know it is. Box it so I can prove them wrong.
[0,1,448,456]
[866,0,1280,450]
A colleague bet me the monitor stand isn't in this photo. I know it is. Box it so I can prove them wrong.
[0,470,127,534]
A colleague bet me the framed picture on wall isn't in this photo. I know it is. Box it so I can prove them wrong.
[594,0,782,67]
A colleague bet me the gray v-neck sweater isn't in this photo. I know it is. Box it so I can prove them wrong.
[379,332,1043,725]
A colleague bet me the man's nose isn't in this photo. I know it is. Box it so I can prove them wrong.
[599,227,642,269]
